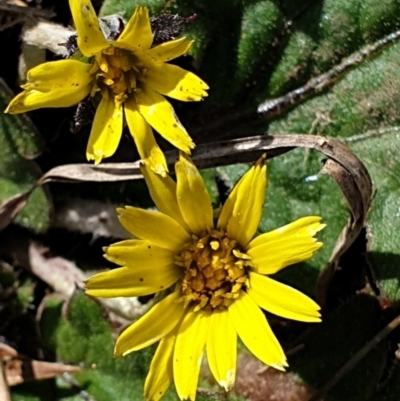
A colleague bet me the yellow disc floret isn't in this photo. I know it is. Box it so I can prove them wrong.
[91,47,147,104]
[175,229,252,311]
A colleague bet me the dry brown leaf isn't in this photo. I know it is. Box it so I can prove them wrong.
[0,191,32,231]
[0,344,18,360]
[0,363,11,401]
[0,343,80,386]
[28,244,86,298]
[6,359,80,386]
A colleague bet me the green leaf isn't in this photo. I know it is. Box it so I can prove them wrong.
[100,0,166,19]
[350,131,400,302]
[0,81,51,232]
[52,294,171,401]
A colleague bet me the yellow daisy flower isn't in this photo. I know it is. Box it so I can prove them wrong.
[85,155,325,401]
[5,0,208,175]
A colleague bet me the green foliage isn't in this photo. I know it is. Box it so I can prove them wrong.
[350,132,400,302]
[267,39,400,305]
[40,294,175,401]
[100,0,400,114]
[100,0,165,19]
[0,83,51,232]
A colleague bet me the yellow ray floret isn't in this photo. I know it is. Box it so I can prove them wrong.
[84,155,325,400]
[5,0,209,175]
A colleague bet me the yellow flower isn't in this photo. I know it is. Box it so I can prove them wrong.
[85,155,325,401]
[5,1,208,175]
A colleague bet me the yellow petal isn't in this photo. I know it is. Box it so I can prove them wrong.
[145,63,208,102]
[174,309,210,401]
[140,164,189,231]
[206,310,237,391]
[175,153,213,235]
[69,0,109,56]
[117,206,191,251]
[124,96,168,176]
[247,216,325,275]
[86,96,123,164]
[226,157,267,247]
[217,170,247,229]
[116,7,152,52]
[228,292,287,370]
[144,331,176,401]
[85,264,182,297]
[135,86,194,153]
[5,85,91,114]
[105,239,174,268]
[248,272,321,322]
[21,60,92,92]
[147,37,193,63]
[114,290,185,356]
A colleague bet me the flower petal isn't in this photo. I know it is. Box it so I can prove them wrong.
[247,216,325,275]
[86,96,123,164]
[105,239,174,268]
[5,85,91,114]
[228,292,287,370]
[175,153,213,235]
[117,206,191,251]
[144,331,176,401]
[248,272,321,322]
[125,96,168,176]
[21,60,92,92]
[114,290,185,356]
[174,309,210,401]
[140,164,189,231]
[69,0,109,56]
[226,157,267,247]
[217,170,247,229]
[135,86,194,153]
[145,63,208,102]
[116,7,152,52]
[85,264,182,297]
[147,37,193,63]
[206,310,237,391]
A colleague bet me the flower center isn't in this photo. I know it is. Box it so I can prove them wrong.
[91,47,146,104]
[175,229,252,311]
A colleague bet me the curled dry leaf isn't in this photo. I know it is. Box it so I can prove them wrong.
[28,243,86,298]
[0,191,32,231]
[0,343,79,386]
[38,161,142,184]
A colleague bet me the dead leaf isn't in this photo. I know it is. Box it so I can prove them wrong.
[0,363,11,401]
[0,343,80,386]
[38,161,142,184]
[0,191,32,231]
[0,344,18,360]
[28,244,86,298]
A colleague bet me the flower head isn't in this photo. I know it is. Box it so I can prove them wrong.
[85,155,325,400]
[5,0,208,175]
